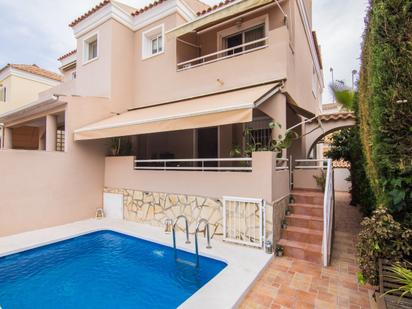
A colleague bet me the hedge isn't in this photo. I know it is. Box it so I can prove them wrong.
[358,0,412,226]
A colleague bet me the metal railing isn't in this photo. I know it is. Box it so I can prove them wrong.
[222,196,265,248]
[294,159,327,169]
[177,37,268,71]
[322,159,335,266]
[134,157,252,172]
[293,158,335,266]
[275,158,289,171]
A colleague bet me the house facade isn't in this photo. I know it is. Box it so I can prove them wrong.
[0,64,62,148]
[0,0,324,251]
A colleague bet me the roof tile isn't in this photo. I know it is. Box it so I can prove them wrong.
[0,64,62,82]
[57,49,77,61]
[196,0,235,16]
[69,0,111,27]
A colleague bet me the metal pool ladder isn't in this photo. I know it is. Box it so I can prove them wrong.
[172,215,191,254]
[195,219,212,266]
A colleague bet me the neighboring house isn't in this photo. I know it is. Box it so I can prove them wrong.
[0,64,62,148]
[0,0,325,257]
[0,64,62,114]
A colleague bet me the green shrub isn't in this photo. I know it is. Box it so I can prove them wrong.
[357,207,412,285]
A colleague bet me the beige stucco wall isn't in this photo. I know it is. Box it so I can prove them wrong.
[0,96,119,237]
[0,146,105,237]
[75,21,113,99]
[58,2,320,118]
[293,168,324,190]
[104,152,288,203]
[284,0,321,115]
[334,168,350,192]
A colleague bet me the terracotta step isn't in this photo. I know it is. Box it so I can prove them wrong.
[281,226,323,245]
[291,190,324,205]
[286,214,323,230]
[289,203,323,217]
[278,239,322,264]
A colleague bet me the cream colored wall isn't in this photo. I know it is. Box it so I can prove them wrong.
[0,96,120,237]
[132,10,288,108]
[0,75,54,115]
[334,168,350,192]
[284,0,321,115]
[75,21,113,99]
[110,21,135,113]
[293,168,323,190]
[65,2,318,115]
[105,152,286,203]
[62,68,76,83]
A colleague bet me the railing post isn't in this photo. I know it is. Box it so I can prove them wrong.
[289,154,293,191]
[164,161,166,171]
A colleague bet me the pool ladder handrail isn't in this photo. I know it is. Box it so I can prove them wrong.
[172,215,191,253]
[195,218,212,266]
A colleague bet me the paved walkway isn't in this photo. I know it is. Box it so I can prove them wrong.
[240,192,376,309]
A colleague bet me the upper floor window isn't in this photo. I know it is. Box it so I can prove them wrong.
[142,24,164,59]
[223,24,265,56]
[83,32,98,64]
[151,34,163,55]
[0,87,6,102]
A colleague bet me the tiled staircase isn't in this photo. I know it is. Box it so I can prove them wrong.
[278,189,324,264]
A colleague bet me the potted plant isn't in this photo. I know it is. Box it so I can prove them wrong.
[383,261,412,301]
[275,245,284,257]
[281,219,288,229]
[285,207,291,216]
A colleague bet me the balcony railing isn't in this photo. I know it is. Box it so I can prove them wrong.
[294,159,327,169]
[177,37,268,71]
[274,158,289,171]
[134,157,252,172]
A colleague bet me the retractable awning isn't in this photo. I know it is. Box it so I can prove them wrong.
[167,0,273,39]
[74,82,281,141]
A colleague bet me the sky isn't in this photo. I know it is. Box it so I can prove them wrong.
[0,0,369,103]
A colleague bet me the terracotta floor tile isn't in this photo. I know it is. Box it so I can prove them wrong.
[239,193,373,309]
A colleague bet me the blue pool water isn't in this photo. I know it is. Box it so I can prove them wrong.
[0,230,227,309]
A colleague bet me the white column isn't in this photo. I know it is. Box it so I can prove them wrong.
[46,115,57,152]
[3,127,12,149]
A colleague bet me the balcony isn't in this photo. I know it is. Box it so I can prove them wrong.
[177,37,268,71]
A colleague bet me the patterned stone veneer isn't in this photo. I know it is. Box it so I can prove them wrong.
[104,187,275,245]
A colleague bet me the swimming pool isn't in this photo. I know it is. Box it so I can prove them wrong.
[0,230,227,309]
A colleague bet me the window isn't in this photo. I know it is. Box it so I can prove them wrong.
[56,129,65,152]
[142,24,164,59]
[151,34,163,55]
[223,24,265,55]
[0,87,6,102]
[246,117,273,148]
[83,33,98,64]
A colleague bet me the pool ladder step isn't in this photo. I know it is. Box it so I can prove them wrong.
[171,216,212,266]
